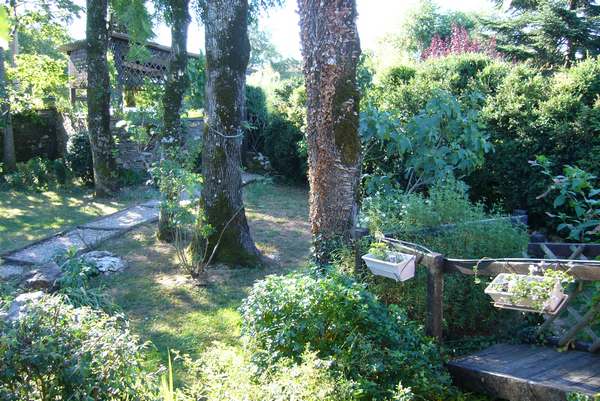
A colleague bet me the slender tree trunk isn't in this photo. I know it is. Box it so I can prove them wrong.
[196,0,259,266]
[158,0,191,242]
[86,0,118,197]
[298,0,362,264]
[0,47,16,172]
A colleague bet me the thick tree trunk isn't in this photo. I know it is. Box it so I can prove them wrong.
[157,0,191,242]
[86,0,118,197]
[197,0,259,266]
[298,0,362,264]
[0,48,16,172]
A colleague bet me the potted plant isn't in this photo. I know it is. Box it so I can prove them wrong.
[485,264,573,314]
[362,242,416,282]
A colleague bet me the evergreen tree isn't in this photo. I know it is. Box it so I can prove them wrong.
[485,0,600,65]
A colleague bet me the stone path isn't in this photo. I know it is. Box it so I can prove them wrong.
[0,199,159,279]
[0,172,265,280]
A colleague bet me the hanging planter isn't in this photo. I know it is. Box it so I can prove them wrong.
[484,271,571,315]
[362,242,415,282]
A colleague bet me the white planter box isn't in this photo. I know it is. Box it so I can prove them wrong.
[485,273,567,315]
[362,252,416,282]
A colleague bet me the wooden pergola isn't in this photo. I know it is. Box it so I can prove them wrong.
[61,32,199,104]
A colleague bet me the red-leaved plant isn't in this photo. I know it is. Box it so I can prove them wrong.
[422,24,500,60]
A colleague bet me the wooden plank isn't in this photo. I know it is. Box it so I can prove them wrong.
[448,344,600,401]
[444,258,600,281]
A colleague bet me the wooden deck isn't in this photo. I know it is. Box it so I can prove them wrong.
[447,344,600,401]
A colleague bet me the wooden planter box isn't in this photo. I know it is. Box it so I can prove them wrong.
[362,252,415,282]
[485,273,567,315]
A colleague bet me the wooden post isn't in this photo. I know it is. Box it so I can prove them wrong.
[426,253,445,342]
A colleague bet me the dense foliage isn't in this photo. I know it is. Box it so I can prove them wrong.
[174,346,358,401]
[369,53,600,231]
[240,271,452,400]
[483,0,600,66]
[0,295,151,401]
[360,180,529,338]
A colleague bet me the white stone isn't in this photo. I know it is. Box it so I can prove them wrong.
[81,251,127,274]
[5,291,45,321]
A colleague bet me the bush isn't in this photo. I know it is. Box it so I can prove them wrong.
[240,272,452,400]
[369,54,600,230]
[1,157,69,190]
[0,294,152,401]
[360,180,529,338]
[177,345,358,401]
[66,130,94,186]
[262,113,306,182]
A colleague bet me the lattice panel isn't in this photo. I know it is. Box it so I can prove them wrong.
[110,36,171,87]
[533,243,600,353]
[66,34,173,89]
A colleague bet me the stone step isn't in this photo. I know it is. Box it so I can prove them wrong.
[4,228,120,265]
[82,205,158,231]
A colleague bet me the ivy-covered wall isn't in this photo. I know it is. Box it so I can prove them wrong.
[0,109,66,163]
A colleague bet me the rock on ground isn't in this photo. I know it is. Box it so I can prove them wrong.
[81,251,127,274]
[3,291,45,321]
[23,262,63,290]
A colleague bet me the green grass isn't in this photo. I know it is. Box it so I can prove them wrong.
[0,185,157,254]
[91,181,310,379]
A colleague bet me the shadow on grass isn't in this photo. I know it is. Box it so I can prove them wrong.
[90,182,310,377]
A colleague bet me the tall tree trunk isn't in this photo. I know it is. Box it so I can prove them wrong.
[158,0,191,242]
[87,0,118,197]
[0,47,16,172]
[196,0,259,266]
[298,0,362,264]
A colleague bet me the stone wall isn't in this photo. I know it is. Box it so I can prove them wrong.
[0,110,203,171]
[0,109,64,162]
[112,117,203,171]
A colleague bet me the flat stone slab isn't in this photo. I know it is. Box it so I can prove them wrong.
[82,205,158,230]
[139,199,160,208]
[5,228,119,265]
[0,264,27,280]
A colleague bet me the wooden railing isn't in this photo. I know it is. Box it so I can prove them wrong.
[380,237,600,346]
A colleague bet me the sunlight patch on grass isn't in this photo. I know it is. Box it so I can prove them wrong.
[0,185,157,254]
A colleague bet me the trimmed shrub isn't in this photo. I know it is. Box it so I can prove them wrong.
[240,272,452,400]
[66,130,94,186]
[0,295,151,401]
[262,113,306,182]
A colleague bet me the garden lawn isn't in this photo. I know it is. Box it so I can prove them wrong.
[91,181,311,379]
[0,185,157,254]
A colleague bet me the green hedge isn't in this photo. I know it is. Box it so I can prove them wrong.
[371,54,600,229]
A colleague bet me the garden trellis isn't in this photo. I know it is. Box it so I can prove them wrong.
[61,32,199,104]
[375,236,600,400]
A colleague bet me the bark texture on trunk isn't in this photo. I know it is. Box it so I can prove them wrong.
[162,0,190,143]
[157,0,191,242]
[198,0,259,266]
[86,0,118,197]
[298,0,362,263]
[0,48,16,172]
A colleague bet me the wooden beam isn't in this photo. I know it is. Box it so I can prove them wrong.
[444,258,600,281]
